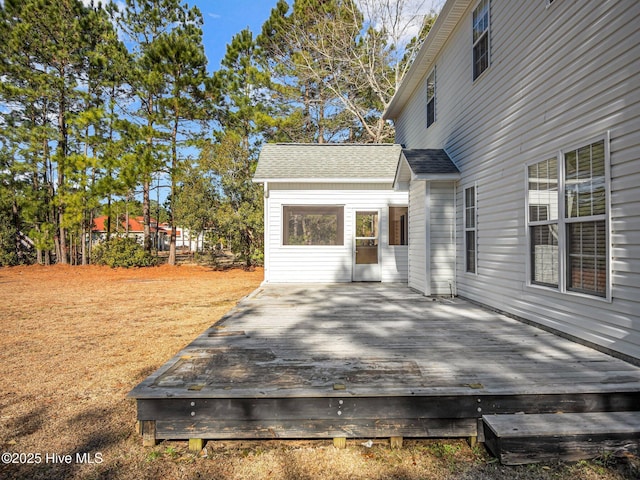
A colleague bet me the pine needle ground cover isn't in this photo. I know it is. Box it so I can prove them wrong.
[0,266,636,480]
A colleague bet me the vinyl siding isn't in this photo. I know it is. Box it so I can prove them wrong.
[408,180,457,296]
[394,0,640,360]
[265,183,408,283]
[408,181,427,293]
[430,182,456,295]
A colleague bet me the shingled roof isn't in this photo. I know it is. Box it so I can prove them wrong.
[402,149,460,175]
[254,143,403,182]
[394,149,460,186]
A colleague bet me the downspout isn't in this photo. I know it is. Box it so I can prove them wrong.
[263,181,269,284]
[424,181,432,297]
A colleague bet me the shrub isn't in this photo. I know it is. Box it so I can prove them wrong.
[91,237,157,268]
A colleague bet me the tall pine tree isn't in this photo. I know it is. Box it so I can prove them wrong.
[153,5,208,265]
[204,30,266,266]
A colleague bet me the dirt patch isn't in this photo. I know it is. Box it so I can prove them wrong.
[0,265,637,480]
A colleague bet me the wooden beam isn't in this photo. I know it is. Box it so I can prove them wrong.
[154,417,477,440]
[140,420,156,447]
[189,438,205,452]
[390,436,403,449]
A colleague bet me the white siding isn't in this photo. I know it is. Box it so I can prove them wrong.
[408,181,427,293]
[408,180,456,296]
[395,1,640,360]
[430,182,457,295]
[265,183,408,283]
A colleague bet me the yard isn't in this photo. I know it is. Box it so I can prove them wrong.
[0,265,636,480]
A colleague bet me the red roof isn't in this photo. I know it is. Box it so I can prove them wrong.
[92,216,168,234]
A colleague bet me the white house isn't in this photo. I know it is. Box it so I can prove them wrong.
[254,1,640,362]
[254,143,412,283]
[383,0,640,362]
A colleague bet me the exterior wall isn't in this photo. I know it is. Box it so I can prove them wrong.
[430,182,457,296]
[408,180,457,296]
[394,1,640,359]
[408,181,427,293]
[264,183,408,283]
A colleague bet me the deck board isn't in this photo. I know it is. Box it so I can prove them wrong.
[129,284,640,441]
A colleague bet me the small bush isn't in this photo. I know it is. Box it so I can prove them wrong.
[91,237,157,268]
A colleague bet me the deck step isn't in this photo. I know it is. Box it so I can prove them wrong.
[482,412,640,465]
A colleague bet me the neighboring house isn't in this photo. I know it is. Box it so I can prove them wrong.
[383,0,640,361]
[253,144,410,283]
[158,223,205,252]
[91,215,169,251]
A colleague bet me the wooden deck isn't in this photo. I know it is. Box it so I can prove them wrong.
[129,284,640,444]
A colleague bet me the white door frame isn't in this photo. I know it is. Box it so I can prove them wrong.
[352,209,382,282]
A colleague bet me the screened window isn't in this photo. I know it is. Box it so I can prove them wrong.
[426,69,435,127]
[464,186,477,273]
[473,0,490,80]
[527,138,608,297]
[565,140,607,296]
[283,206,344,246]
[528,157,559,287]
[389,206,408,246]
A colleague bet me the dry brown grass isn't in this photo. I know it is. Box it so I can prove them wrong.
[0,265,636,480]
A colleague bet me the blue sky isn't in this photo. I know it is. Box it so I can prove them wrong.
[190,0,279,72]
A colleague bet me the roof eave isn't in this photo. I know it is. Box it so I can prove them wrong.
[412,172,461,181]
[253,178,395,184]
[383,0,472,121]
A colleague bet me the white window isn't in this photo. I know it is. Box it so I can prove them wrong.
[528,157,559,287]
[426,69,435,127]
[527,136,609,297]
[283,205,344,246]
[464,185,477,273]
[472,0,490,80]
[389,206,408,246]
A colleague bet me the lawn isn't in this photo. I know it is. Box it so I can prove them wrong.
[0,265,636,480]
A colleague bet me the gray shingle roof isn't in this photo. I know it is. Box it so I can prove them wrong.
[254,143,403,181]
[402,149,459,175]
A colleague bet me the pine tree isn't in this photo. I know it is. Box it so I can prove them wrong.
[257,0,354,143]
[153,5,209,265]
[205,30,266,267]
[0,0,119,263]
[117,0,179,253]
[257,0,437,143]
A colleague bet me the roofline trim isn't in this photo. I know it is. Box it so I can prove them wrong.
[253,178,395,184]
[412,173,461,181]
[383,0,472,120]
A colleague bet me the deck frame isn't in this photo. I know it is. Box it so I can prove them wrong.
[129,284,640,444]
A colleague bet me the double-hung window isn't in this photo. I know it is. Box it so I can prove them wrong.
[528,157,559,287]
[472,0,490,80]
[464,185,477,273]
[527,136,609,297]
[565,140,607,295]
[426,69,436,127]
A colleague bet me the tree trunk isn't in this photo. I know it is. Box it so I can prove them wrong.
[168,226,177,265]
[58,210,67,264]
[167,112,179,266]
[81,226,87,266]
[143,180,151,252]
